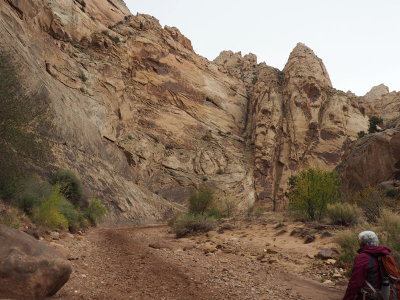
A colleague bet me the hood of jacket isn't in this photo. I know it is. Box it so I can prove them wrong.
[358,245,391,256]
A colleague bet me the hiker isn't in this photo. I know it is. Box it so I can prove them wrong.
[343,231,390,300]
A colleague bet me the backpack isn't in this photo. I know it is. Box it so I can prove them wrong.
[378,255,400,300]
[361,255,400,300]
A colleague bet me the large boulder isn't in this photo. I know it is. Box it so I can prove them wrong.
[0,225,72,300]
[337,127,400,192]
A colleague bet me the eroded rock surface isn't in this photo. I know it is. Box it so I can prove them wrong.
[0,0,385,219]
[337,127,400,192]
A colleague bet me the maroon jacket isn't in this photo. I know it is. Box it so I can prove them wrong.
[343,245,391,300]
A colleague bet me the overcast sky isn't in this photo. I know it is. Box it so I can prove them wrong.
[124,0,400,96]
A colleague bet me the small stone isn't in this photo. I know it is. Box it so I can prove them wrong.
[266,248,278,254]
[268,258,278,264]
[304,235,316,244]
[316,248,338,260]
[332,273,342,279]
[203,247,217,254]
[326,259,336,265]
[320,231,332,238]
[50,232,60,240]
[275,229,287,236]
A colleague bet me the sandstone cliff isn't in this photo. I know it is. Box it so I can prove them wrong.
[337,127,400,192]
[0,0,376,221]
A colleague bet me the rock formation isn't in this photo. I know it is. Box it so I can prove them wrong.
[1,0,385,221]
[0,224,72,299]
[337,127,400,192]
[360,84,400,123]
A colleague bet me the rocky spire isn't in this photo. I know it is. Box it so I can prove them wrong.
[283,43,332,88]
[363,83,389,101]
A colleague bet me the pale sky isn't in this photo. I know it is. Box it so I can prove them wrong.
[124,0,400,96]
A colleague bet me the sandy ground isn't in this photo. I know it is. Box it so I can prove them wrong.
[50,218,347,300]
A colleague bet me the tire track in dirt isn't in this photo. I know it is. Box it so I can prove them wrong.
[54,224,346,299]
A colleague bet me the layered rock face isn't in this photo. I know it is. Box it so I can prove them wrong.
[0,0,373,220]
[246,44,368,209]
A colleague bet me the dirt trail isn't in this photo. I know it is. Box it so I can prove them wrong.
[52,221,346,299]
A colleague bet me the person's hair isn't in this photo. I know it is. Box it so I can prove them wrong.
[358,231,379,247]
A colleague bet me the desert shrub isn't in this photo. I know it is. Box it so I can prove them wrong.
[335,230,360,271]
[357,131,366,139]
[207,208,223,219]
[378,210,400,265]
[13,175,52,214]
[326,202,360,226]
[213,197,237,218]
[354,186,392,223]
[172,213,216,238]
[50,170,83,207]
[57,198,85,233]
[287,168,341,221]
[216,169,223,175]
[255,207,264,218]
[386,189,400,198]
[188,185,214,215]
[0,205,21,229]
[222,198,237,218]
[110,36,120,44]
[85,197,107,225]
[368,116,383,133]
[79,72,87,82]
[35,188,68,230]
[0,177,18,199]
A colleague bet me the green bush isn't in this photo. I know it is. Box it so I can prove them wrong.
[57,198,85,233]
[287,168,341,221]
[35,188,68,230]
[171,213,216,238]
[50,170,83,207]
[326,203,360,226]
[216,169,223,175]
[207,208,223,219]
[13,175,52,214]
[0,177,18,199]
[188,185,214,215]
[368,116,383,133]
[85,197,107,225]
[357,131,366,139]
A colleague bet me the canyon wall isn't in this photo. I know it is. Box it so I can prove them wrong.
[2,0,396,222]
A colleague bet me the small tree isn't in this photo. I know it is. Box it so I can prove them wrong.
[188,185,214,215]
[287,168,341,221]
[368,116,383,133]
